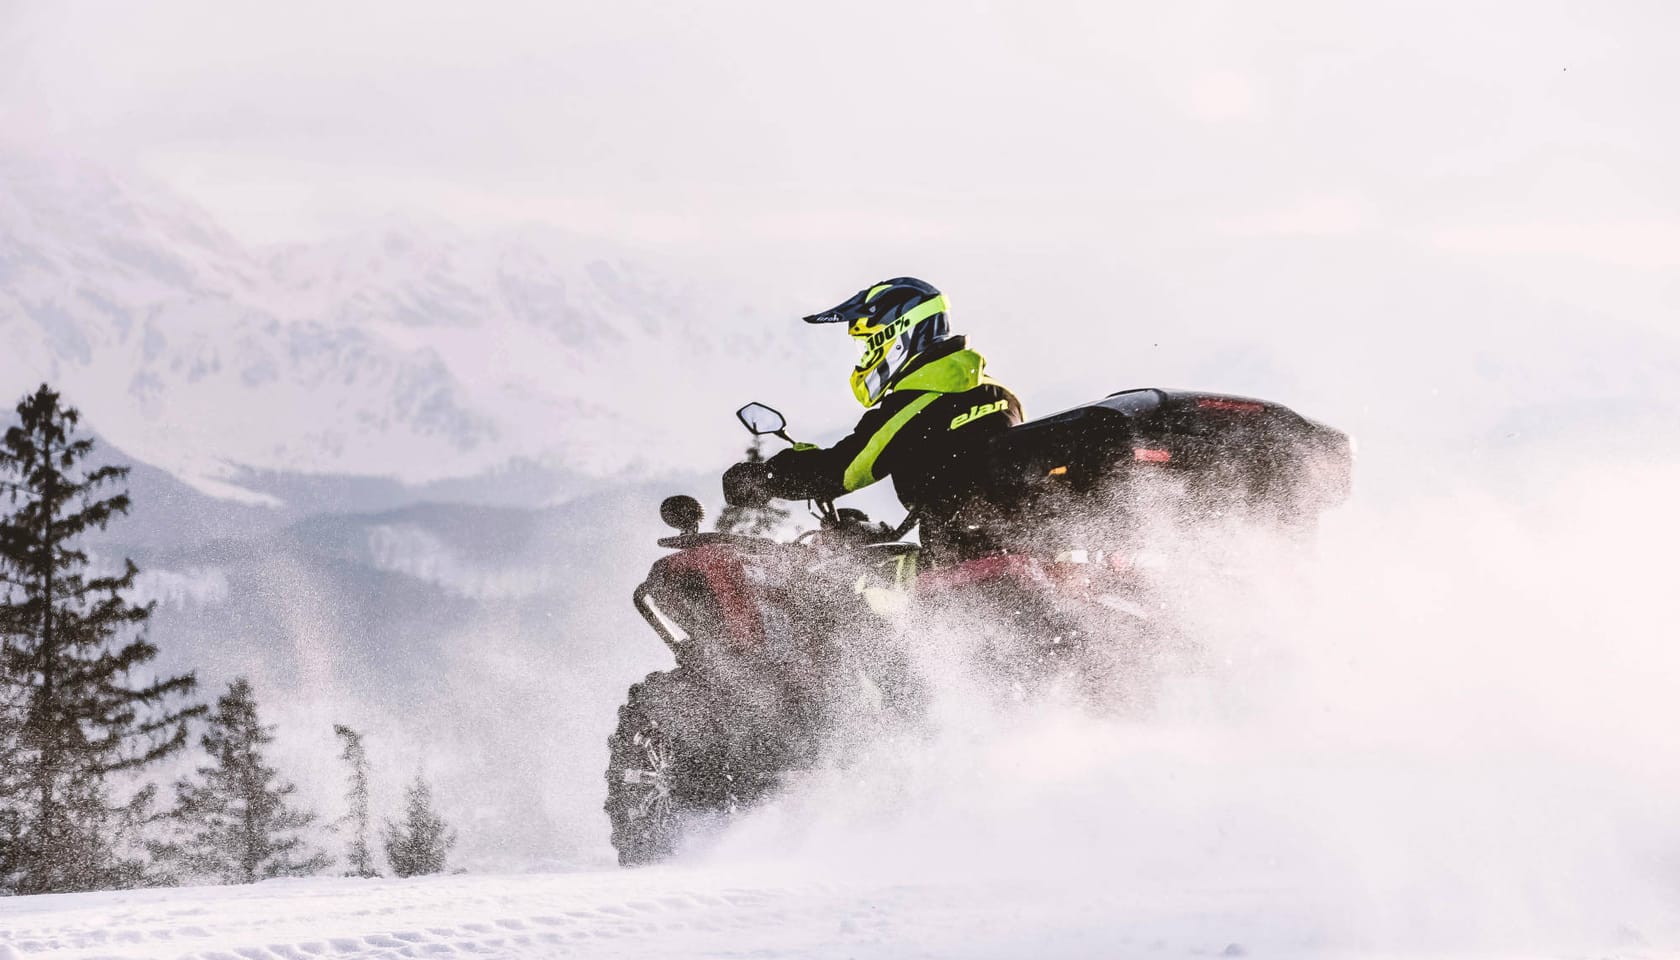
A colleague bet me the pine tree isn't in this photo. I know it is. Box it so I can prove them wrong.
[333,724,378,878]
[382,773,455,878]
[714,438,792,535]
[0,384,203,894]
[0,678,27,889]
[160,677,329,884]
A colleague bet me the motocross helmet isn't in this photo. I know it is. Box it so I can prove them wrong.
[803,277,950,407]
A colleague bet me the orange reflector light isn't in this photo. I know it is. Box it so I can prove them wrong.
[1048,465,1069,476]
[1197,398,1266,413]
[1133,448,1171,463]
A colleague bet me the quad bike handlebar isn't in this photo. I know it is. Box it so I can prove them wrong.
[660,483,905,550]
[720,457,915,545]
[722,403,921,545]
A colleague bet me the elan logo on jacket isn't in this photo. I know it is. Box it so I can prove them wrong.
[949,400,1010,430]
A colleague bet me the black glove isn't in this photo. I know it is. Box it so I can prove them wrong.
[722,460,773,507]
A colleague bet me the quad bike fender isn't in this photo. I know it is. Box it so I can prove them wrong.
[912,553,1050,598]
[912,551,1154,623]
[637,543,763,654]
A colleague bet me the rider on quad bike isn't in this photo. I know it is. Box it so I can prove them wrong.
[725,277,1023,562]
[604,281,1355,867]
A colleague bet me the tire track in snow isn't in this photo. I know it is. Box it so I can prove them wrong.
[0,872,946,960]
[0,867,1314,959]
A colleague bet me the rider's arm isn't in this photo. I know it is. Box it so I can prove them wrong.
[761,445,848,501]
[763,391,933,500]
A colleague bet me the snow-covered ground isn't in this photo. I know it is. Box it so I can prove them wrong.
[0,865,1322,960]
[3,780,1674,960]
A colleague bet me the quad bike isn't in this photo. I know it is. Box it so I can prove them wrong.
[604,388,1352,865]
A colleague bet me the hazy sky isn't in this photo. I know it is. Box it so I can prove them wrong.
[4,0,1677,436]
[4,0,1673,250]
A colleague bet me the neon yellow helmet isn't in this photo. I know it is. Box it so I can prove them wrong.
[803,277,951,407]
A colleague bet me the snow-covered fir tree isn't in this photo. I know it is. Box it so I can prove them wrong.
[0,384,203,894]
[333,724,378,878]
[159,677,329,884]
[714,437,792,535]
[382,773,456,878]
[0,677,27,879]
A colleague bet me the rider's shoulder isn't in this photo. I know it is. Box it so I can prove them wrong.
[868,390,932,418]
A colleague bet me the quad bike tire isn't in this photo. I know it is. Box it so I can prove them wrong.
[604,669,778,867]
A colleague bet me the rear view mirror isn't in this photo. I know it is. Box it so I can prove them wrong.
[736,402,788,438]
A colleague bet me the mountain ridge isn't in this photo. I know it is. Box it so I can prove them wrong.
[0,147,826,505]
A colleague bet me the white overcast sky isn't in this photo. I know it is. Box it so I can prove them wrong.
[3,0,1677,436]
[4,0,1673,248]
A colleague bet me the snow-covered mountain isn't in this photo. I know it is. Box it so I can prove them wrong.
[0,148,827,504]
